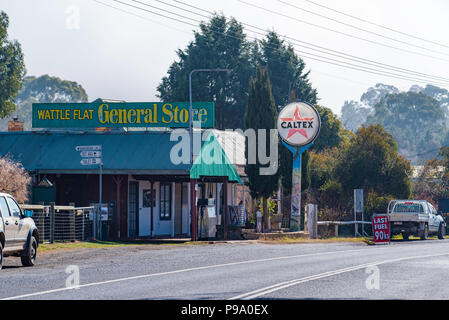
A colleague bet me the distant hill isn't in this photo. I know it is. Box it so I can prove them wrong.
[341,83,449,164]
[0,75,88,131]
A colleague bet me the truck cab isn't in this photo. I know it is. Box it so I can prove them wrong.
[0,192,39,269]
[388,200,445,240]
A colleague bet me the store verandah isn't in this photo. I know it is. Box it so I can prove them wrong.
[0,130,245,241]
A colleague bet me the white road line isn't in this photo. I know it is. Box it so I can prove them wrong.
[2,242,447,300]
[1,247,377,300]
[229,251,449,300]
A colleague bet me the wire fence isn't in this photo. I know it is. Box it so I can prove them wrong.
[21,204,95,243]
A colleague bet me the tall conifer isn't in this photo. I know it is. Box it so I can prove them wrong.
[244,66,279,231]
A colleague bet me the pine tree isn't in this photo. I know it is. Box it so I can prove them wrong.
[244,66,279,231]
[157,15,254,129]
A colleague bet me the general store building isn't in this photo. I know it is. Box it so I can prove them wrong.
[0,102,248,241]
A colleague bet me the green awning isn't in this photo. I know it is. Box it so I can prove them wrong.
[190,132,242,184]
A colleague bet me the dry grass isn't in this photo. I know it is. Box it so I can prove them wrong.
[37,234,449,253]
[38,240,194,253]
[257,236,366,244]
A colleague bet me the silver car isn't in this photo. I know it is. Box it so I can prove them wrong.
[0,192,39,269]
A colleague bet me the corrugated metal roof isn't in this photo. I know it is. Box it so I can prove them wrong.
[190,132,241,184]
[0,131,243,182]
[0,131,191,173]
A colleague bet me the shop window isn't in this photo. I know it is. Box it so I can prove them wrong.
[143,189,156,208]
[160,183,171,220]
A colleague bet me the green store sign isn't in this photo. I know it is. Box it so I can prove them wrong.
[32,102,214,128]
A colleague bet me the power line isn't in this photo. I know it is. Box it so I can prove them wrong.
[92,0,192,35]
[95,0,449,160]
[120,0,449,86]
[142,1,449,85]
[106,0,199,27]
[305,0,449,51]
[100,0,449,87]
[164,0,449,85]
[95,0,310,88]
[173,0,449,84]
[237,0,449,63]
[277,0,449,58]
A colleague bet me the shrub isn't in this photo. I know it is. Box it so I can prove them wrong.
[364,191,394,221]
[0,156,31,203]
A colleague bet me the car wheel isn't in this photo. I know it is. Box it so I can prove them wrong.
[21,236,37,267]
[0,242,3,270]
[438,222,445,239]
[402,233,410,240]
[420,224,429,240]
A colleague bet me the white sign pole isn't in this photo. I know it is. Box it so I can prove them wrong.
[277,102,321,232]
[76,144,103,239]
[354,189,364,236]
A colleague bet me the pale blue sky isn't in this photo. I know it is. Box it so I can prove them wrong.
[2,0,449,115]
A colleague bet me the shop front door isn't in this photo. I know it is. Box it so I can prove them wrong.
[138,181,152,237]
[174,182,189,236]
[128,181,139,238]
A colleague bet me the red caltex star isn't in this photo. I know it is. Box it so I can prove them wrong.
[281,107,314,139]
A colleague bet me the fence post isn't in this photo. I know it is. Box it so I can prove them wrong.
[334,224,339,237]
[38,202,44,244]
[82,209,85,241]
[50,202,55,244]
[307,204,318,239]
[304,205,308,233]
[69,202,75,242]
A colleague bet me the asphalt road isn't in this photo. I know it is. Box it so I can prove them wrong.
[1,239,449,300]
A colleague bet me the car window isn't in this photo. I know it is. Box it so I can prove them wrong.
[430,204,437,215]
[393,203,423,213]
[0,196,11,217]
[6,197,21,217]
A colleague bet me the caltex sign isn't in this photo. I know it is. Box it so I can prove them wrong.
[277,102,321,147]
[277,101,321,232]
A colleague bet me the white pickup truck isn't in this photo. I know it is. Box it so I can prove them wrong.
[388,200,446,240]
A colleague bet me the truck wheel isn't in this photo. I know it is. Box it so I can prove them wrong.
[21,236,37,267]
[0,243,3,270]
[438,222,445,239]
[420,224,429,240]
[402,233,410,240]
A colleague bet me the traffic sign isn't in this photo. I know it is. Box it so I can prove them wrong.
[354,189,363,213]
[80,151,102,158]
[76,145,102,151]
[80,158,102,165]
[372,215,390,244]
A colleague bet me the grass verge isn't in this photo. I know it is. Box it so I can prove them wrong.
[38,240,194,253]
[38,234,449,253]
[258,236,366,244]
